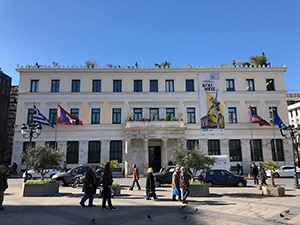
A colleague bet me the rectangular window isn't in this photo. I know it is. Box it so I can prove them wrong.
[269,107,278,123]
[92,80,101,92]
[112,108,121,124]
[246,79,255,91]
[229,140,242,161]
[134,80,143,92]
[250,139,263,161]
[187,108,196,123]
[134,108,142,120]
[187,140,198,150]
[271,139,285,161]
[71,80,80,92]
[46,141,57,149]
[110,141,122,162]
[27,109,34,124]
[266,79,275,91]
[226,79,235,91]
[49,109,57,125]
[149,108,159,121]
[66,141,79,164]
[166,108,175,121]
[71,108,79,118]
[186,79,194,92]
[113,80,122,92]
[208,140,220,155]
[51,80,60,92]
[228,107,237,123]
[165,80,174,92]
[290,111,293,118]
[91,108,100,124]
[30,80,39,92]
[150,80,158,92]
[88,141,101,163]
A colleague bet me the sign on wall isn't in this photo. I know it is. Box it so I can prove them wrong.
[199,73,225,134]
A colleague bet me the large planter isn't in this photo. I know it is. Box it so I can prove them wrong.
[189,183,209,197]
[262,186,285,197]
[23,182,59,197]
[112,186,121,196]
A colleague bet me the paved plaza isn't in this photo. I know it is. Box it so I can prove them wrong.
[1,177,300,225]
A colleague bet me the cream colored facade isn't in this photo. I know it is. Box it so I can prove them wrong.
[12,64,292,175]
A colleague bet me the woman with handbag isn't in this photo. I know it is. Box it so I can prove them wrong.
[172,167,181,201]
[146,167,158,200]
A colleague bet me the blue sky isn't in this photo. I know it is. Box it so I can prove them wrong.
[1,0,299,91]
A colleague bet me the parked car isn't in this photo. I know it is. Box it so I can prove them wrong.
[203,169,247,187]
[153,166,192,187]
[22,169,60,180]
[52,165,90,186]
[266,165,300,178]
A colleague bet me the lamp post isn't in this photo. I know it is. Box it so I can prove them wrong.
[280,124,300,189]
[21,123,42,182]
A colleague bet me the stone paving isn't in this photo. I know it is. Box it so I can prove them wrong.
[1,178,300,225]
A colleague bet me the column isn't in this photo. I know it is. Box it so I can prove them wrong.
[79,141,88,164]
[199,139,208,154]
[143,139,149,175]
[179,138,187,149]
[162,138,168,166]
[220,139,229,156]
[124,139,132,175]
[262,139,272,162]
[101,140,110,164]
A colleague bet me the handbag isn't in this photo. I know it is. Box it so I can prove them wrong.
[173,187,179,196]
[148,190,155,197]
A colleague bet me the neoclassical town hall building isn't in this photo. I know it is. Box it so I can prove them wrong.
[12,63,291,175]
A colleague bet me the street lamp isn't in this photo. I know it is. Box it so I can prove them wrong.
[280,124,300,189]
[21,123,42,182]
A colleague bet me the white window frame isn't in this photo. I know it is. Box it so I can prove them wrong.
[164,78,175,92]
[245,78,256,91]
[89,102,103,124]
[29,78,40,92]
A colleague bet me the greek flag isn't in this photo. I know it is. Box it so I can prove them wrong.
[33,105,54,128]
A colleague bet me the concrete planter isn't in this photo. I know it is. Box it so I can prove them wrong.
[189,183,209,197]
[23,182,59,197]
[262,186,285,197]
[112,186,121,196]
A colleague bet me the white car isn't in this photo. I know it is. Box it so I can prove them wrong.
[266,165,300,178]
[22,169,60,179]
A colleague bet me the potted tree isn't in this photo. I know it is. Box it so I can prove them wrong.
[262,161,285,197]
[171,142,216,197]
[21,144,64,196]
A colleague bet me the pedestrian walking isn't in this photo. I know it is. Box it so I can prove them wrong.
[129,164,141,191]
[102,162,117,211]
[257,165,268,190]
[0,166,8,210]
[172,167,181,201]
[63,161,67,172]
[180,167,190,204]
[146,167,157,200]
[79,165,97,207]
[236,163,241,175]
[11,162,18,175]
[250,163,259,185]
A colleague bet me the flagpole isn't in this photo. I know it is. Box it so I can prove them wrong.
[55,102,58,150]
[271,105,279,164]
[249,105,255,163]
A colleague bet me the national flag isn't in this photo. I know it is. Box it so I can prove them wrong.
[249,106,271,126]
[33,105,54,128]
[273,109,284,136]
[57,105,83,125]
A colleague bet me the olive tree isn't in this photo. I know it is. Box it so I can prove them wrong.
[21,144,65,180]
[171,142,216,181]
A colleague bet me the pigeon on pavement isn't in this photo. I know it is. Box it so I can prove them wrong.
[91,218,95,224]
[285,210,290,214]
[280,213,285,218]
[181,215,187,220]
[147,214,152,220]
[193,208,198,213]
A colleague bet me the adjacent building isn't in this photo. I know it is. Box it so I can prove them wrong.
[0,69,12,164]
[12,64,291,175]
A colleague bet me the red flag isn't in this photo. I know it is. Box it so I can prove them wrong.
[57,105,83,125]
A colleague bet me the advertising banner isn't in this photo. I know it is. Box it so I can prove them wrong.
[199,73,225,134]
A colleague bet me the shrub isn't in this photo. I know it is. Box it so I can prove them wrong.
[25,178,57,184]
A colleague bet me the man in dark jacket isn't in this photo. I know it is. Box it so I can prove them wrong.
[257,165,268,190]
[0,166,8,210]
[180,167,190,204]
[172,167,181,201]
[129,164,141,191]
[102,162,117,211]
[146,167,157,200]
[80,165,97,207]
[250,163,259,185]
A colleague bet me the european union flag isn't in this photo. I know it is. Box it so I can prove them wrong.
[273,109,284,136]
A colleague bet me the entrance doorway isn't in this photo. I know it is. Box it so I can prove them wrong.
[149,146,161,173]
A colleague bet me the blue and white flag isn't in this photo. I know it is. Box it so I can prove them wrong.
[33,105,54,128]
